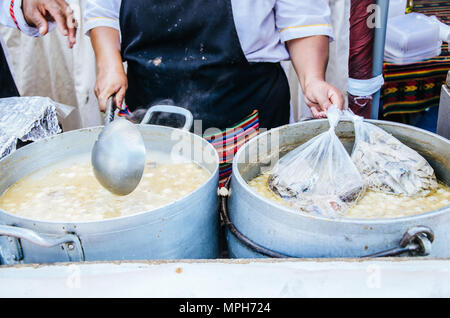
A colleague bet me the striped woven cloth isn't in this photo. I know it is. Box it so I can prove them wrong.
[381,0,450,117]
[204,110,259,187]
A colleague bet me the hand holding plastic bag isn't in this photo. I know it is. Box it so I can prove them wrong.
[268,106,366,217]
[347,111,438,196]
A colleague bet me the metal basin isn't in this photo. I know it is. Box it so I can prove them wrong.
[0,124,219,265]
[227,119,450,258]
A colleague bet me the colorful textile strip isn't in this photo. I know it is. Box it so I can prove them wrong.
[204,110,259,187]
[413,0,449,25]
[381,0,450,117]
[117,105,132,117]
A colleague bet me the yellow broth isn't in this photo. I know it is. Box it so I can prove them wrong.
[0,155,210,222]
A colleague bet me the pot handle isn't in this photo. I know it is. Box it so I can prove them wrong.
[140,105,194,131]
[0,224,85,264]
[362,226,434,258]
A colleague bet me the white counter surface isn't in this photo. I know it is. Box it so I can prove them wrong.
[1,258,449,298]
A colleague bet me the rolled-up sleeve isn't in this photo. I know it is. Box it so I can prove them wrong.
[84,0,121,35]
[1,0,46,36]
[275,0,334,43]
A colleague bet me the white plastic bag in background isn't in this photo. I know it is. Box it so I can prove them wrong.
[268,106,366,217]
[348,111,438,196]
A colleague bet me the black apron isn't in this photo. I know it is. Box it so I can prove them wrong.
[119,0,290,131]
[0,45,19,98]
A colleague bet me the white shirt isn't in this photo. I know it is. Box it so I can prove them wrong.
[84,0,334,62]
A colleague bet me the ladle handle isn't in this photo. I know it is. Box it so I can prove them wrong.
[104,95,117,125]
[140,105,194,131]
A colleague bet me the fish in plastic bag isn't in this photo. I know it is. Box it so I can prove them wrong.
[268,106,366,218]
[347,111,438,196]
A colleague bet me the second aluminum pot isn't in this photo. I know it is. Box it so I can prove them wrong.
[226,119,450,258]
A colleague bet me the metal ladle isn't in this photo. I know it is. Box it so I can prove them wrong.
[91,96,146,196]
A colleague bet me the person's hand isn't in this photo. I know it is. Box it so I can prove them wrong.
[90,27,126,112]
[303,78,345,119]
[94,67,128,112]
[22,0,77,48]
[286,36,345,119]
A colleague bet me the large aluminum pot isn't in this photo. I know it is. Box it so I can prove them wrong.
[0,108,219,265]
[227,119,450,258]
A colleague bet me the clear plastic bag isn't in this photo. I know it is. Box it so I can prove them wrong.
[348,111,438,196]
[268,106,366,217]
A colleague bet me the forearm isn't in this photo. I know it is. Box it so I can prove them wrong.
[90,26,123,74]
[90,26,128,110]
[287,36,344,118]
[287,35,329,91]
